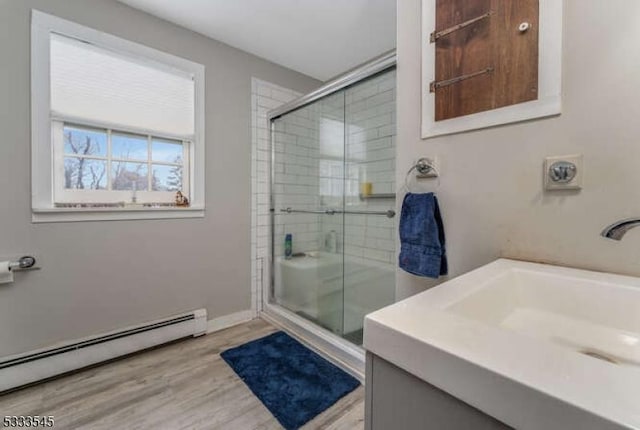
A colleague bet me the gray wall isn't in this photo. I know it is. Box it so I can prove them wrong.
[0,0,319,357]
[397,0,640,299]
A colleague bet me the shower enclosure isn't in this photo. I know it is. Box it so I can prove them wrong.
[266,52,396,356]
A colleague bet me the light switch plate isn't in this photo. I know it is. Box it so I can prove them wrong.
[544,154,583,190]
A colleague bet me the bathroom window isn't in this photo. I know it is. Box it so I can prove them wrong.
[31,11,205,222]
[54,124,188,205]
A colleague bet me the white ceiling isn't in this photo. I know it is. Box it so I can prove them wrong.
[118,0,396,81]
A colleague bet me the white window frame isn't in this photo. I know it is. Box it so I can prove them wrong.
[31,10,205,222]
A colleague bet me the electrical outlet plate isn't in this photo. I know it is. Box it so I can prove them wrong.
[544,154,583,190]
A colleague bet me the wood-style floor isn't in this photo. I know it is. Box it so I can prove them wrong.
[0,319,364,429]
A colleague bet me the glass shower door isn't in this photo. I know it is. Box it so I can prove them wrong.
[341,70,397,345]
[270,67,397,346]
[271,92,346,335]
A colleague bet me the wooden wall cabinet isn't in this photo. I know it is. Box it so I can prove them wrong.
[421,0,563,138]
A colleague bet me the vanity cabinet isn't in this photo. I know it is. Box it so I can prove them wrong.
[365,352,511,430]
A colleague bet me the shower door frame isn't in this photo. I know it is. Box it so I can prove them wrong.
[262,50,396,379]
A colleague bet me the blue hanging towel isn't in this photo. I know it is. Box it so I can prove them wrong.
[399,192,447,278]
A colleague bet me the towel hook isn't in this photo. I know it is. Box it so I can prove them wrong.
[403,158,440,193]
[8,256,37,271]
[414,158,438,178]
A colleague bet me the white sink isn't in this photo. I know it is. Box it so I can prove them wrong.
[447,265,640,367]
[364,259,640,430]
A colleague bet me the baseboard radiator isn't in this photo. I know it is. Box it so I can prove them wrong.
[0,309,207,392]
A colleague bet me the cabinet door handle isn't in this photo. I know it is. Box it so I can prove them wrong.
[429,68,494,93]
[430,11,493,43]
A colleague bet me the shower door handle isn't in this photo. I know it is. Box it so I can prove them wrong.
[280,208,337,215]
[280,208,395,218]
[343,210,396,218]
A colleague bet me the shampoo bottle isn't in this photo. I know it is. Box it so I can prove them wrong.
[284,234,292,259]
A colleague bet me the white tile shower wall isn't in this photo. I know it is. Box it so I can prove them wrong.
[272,107,323,257]
[251,78,301,314]
[252,71,396,315]
[272,91,351,260]
[322,70,397,265]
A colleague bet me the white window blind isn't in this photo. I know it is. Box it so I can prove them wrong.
[50,33,195,138]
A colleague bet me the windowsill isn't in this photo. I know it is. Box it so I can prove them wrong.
[32,205,205,223]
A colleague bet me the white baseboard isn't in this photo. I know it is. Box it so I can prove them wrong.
[207,310,254,334]
[0,309,206,392]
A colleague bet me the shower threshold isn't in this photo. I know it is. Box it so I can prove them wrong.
[260,303,365,381]
[296,311,364,346]
[342,329,364,346]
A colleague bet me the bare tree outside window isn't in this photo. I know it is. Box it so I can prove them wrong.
[151,156,183,191]
[167,162,182,191]
[59,124,184,200]
[63,127,107,190]
[112,162,148,191]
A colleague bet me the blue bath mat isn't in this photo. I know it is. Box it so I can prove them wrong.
[221,331,360,430]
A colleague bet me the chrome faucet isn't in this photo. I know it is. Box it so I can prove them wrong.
[601,218,640,240]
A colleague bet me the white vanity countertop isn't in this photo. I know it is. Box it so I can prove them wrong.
[364,259,640,430]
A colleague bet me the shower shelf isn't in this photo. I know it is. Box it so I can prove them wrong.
[359,193,396,200]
